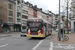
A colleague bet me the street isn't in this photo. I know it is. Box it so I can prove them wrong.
[0,31,75,50]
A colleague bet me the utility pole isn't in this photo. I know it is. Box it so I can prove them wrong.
[58,0,61,41]
[67,0,69,33]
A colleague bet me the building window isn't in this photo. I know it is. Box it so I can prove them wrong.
[21,4,28,9]
[22,26,26,29]
[17,19,21,22]
[8,18,13,22]
[17,6,20,11]
[17,12,21,17]
[42,16,47,20]
[22,10,28,14]
[9,11,13,17]
[22,20,27,24]
[22,15,28,19]
[28,14,33,18]
[28,8,33,13]
[8,3,13,10]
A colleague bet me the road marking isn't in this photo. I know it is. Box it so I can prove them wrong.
[32,40,43,50]
[49,42,53,50]
[53,43,75,49]
[0,43,9,47]
[0,38,5,41]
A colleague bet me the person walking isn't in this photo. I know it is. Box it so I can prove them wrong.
[60,25,65,37]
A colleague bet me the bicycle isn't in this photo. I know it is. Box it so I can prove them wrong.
[57,34,69,41]
[63,35,69,41]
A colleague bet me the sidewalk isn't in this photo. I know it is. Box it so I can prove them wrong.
[0,32,20,34]
[52,33,75,44]
[0,32,21,37]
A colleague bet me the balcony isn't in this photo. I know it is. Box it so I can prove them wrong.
[16,22,21,24]
[8,16,13,18]
[17,12,21,18]
[17,18,21,24]
[22,24,26,26]
[17,10,21,12]
[17,16,21,19]
[8,21,13,23]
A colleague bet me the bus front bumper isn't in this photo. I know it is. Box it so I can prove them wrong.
[27,34,45,38]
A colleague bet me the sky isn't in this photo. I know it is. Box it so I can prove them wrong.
[24,0,59,14]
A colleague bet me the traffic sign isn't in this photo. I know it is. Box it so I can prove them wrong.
[60,12,65,14]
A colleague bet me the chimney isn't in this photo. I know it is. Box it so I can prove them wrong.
[34,5,37,8]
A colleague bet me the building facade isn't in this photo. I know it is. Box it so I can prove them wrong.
[0,0,16,32]
[15,0,21,32]
[15,0,28,32]
[25,2,34,18]
[21,1,28,31]
[70,0,75,33]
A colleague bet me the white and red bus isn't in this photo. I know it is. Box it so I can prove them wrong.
[26,18,52,38]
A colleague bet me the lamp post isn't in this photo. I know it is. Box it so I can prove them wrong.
[58,0,61,41]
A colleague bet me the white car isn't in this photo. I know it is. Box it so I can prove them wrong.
[55,29,58,32]
[20,30,27,37]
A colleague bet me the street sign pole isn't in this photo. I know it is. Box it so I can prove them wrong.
[67,0,69,33]
[58,0,61,41]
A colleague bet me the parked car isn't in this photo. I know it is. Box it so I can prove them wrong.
[20,29,27,37]
[55,29,58,32]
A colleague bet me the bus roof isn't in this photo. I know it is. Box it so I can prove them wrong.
[28,18,51,25]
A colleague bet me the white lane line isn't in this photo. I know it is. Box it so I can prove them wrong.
[49,42,53,50]
[0,43,9,47]
[32,40,43,50]
[0,38,5,41]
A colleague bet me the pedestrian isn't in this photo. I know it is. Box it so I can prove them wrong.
[60,25,65,37]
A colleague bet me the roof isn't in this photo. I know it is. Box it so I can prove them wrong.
[28,18,51,25]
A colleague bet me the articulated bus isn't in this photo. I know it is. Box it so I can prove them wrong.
[26,18,52,38]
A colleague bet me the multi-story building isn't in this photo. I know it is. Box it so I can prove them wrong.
[0,0,16,32]
[70,0,75,32]
[21,1,28,31]
[33,5,38,18]
[15,0,21,32]
[25,2,34,18]
[15,0,28,32]
[44,10,55,27]
[37,8,42,18]
[42,12,47,21]
[53,14,58,28]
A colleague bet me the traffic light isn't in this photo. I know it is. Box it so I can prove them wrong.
[62,16,65,21]
[62,18,64,21]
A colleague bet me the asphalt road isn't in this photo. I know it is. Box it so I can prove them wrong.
[0,31,75,50]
